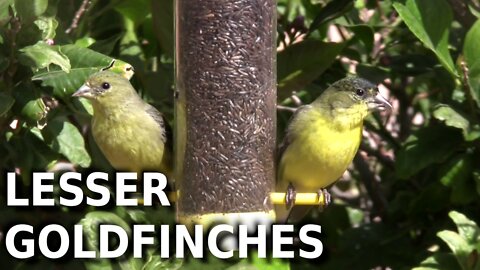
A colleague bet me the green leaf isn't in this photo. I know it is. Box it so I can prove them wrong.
[181,255,237,270]
[347,24,374,53]
[74,37,96,48]
[34,16,58,40]
[89,34,123,55]
[119,17,144,61]
[449,211,480,246]
[433,104,471,139]
[235,255,290,270]
[437,230,472,270]
[79,211,131,250]
[395,125,463,179]
[79,212,131,270]
[464,20,480,108]
[143,255,183,270]
[42,117,91,167]
[151,0,174,58]
[393,0,457,76]
[409,183,450,215]
[0,92,15,117]
[413,253,461,270]
[17,96,47,122]
[26,128,58,169]
[464,20,480,71]
[0,0,13,26]
[32,45,132,98]
[439,155,476,205]
[475,170,480,196]
[470,3,480,18]
[14,0,48,21]
[20,41,71,73]
[309,0,353,32]
[439,155,472,186]
[114,0,150,25]
[356,64,390,84]
[12,82,48,122]
[277,40,346,101]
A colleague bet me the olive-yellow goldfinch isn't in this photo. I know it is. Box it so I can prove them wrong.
[276,77,391,221]
[73,71,172,177]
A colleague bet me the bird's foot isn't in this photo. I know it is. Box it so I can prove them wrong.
[285,183,297,210]
[317,189,331,211]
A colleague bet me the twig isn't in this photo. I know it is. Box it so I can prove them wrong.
[385,78,411,141]
[353,154,388,217]
[446,0,476,28]
[376,0,384,20]
[6,6,21,91]
[460,59,479,121]
[360,142,395,169]
[364,118,401,150]
[65,0,91,34]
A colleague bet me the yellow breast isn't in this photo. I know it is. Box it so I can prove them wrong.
[278,106,365,193]
[92,108,167,173]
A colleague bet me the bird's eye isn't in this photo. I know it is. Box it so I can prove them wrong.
[101,82,110,90]
[356,88,365,96]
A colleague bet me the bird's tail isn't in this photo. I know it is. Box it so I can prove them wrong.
[275,205,313,224]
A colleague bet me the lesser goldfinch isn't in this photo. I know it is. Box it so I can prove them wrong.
[276,77,391,221]
[73,71,172,177]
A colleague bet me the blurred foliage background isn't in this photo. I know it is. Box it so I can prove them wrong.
[1,0,480,269]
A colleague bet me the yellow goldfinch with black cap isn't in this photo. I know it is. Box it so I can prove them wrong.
[276,77,391,222]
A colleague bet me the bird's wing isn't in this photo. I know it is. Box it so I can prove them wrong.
[145,104,171,147]
[276,104,313,186]
[276,105,315,223]
[277,105,313,161]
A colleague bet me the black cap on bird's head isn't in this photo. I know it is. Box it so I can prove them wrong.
[327,77,392,112]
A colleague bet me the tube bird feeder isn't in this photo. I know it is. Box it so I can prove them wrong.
[175,0,276,223]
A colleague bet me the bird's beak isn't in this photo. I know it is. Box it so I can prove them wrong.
[73,84,93,98]
[368,92,392,112]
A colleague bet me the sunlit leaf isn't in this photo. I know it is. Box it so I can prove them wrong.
[437,230,472,270]
[232,255,290,270]
[20,41,71,73]
[74,37,96,48]
[413,253,461,270]
[79,211,131,270]
[32,45,133,98]
[114,0,150,25]
[439,155,472,186]
[393,0,457,76]
[0,0,13,26]
[439,154,476,204]
[433,104,471,139]
[34,16,58,40]
[464,20,480,108]
[143,255,183,270]
[449,211,480,246]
